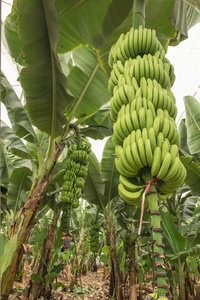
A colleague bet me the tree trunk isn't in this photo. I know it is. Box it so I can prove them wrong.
[1,143,65,300]
[128,240,137,300]
[107,222,123,300]
[24,224,57,299]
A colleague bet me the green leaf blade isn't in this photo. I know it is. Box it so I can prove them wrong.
[184,96,200,155]
[14,0,73,137]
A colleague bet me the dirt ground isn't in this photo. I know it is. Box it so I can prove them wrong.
[56,269,110,300]
[9,269,110,300]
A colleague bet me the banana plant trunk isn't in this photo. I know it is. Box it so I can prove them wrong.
[0,143,65,300]
[128,240,137,300]
[24,224,57,300]
[106,221,123,300]
[145,169,168,299]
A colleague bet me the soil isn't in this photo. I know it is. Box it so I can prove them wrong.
[8,268,111,300]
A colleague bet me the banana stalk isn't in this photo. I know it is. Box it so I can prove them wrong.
[145,168,168,299]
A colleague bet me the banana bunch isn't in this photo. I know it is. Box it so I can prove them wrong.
[60,140,91,233]
[108,25,186,203]
[90,221,101,254]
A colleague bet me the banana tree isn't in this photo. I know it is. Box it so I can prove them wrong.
[2,0,200,299]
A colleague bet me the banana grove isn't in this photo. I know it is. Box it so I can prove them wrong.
[1,0,200,300]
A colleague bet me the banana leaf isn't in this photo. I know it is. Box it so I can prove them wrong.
[184,96,200,155]
[4,0,74,137]
[83,151,107,207]
[1,121,31,159]
[161,211,186,260]
[1,72,36,143]
[180,156,200,193]
[7,160,32,212]
[67,46,110,119]
[101,137,119,200]
[80,105,113,140]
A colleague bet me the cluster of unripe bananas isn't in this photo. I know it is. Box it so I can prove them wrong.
[60,140,91,233]
[108,25,186,205]
[90,221,101,254]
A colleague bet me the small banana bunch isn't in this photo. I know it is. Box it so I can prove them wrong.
[60,140,91,233]
[90,221,101,254]
[108,25,186,205]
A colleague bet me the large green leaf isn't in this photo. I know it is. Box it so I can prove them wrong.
[7,161,32,213]
[180,156,200,193]
[67,46,110,119]
[1,72,36,143]
[184,96,200,155]
[161,211,186,256]
[101,137,119,200]
[1,121,31,159]
[12,0,73,137]
[56,0,132,53]
[83,151,107,207]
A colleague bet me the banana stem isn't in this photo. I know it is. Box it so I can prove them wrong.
[132,0,145,28]
[145,169,168,299]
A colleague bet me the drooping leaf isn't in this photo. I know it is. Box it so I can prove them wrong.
[161,211,186,257]
[67,46,110,120]
[184,96,200,155]
[180,156,200,193]
[1,72,36,143]
[7,160,32,213]
[181,195,199,222]
[83,151,107,207]
[101,137,119,200]
[1,120,31,159]
[13,0,73,137]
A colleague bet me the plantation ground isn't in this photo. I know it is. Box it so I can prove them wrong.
[8,269,110,300]
[8,267,160,300]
